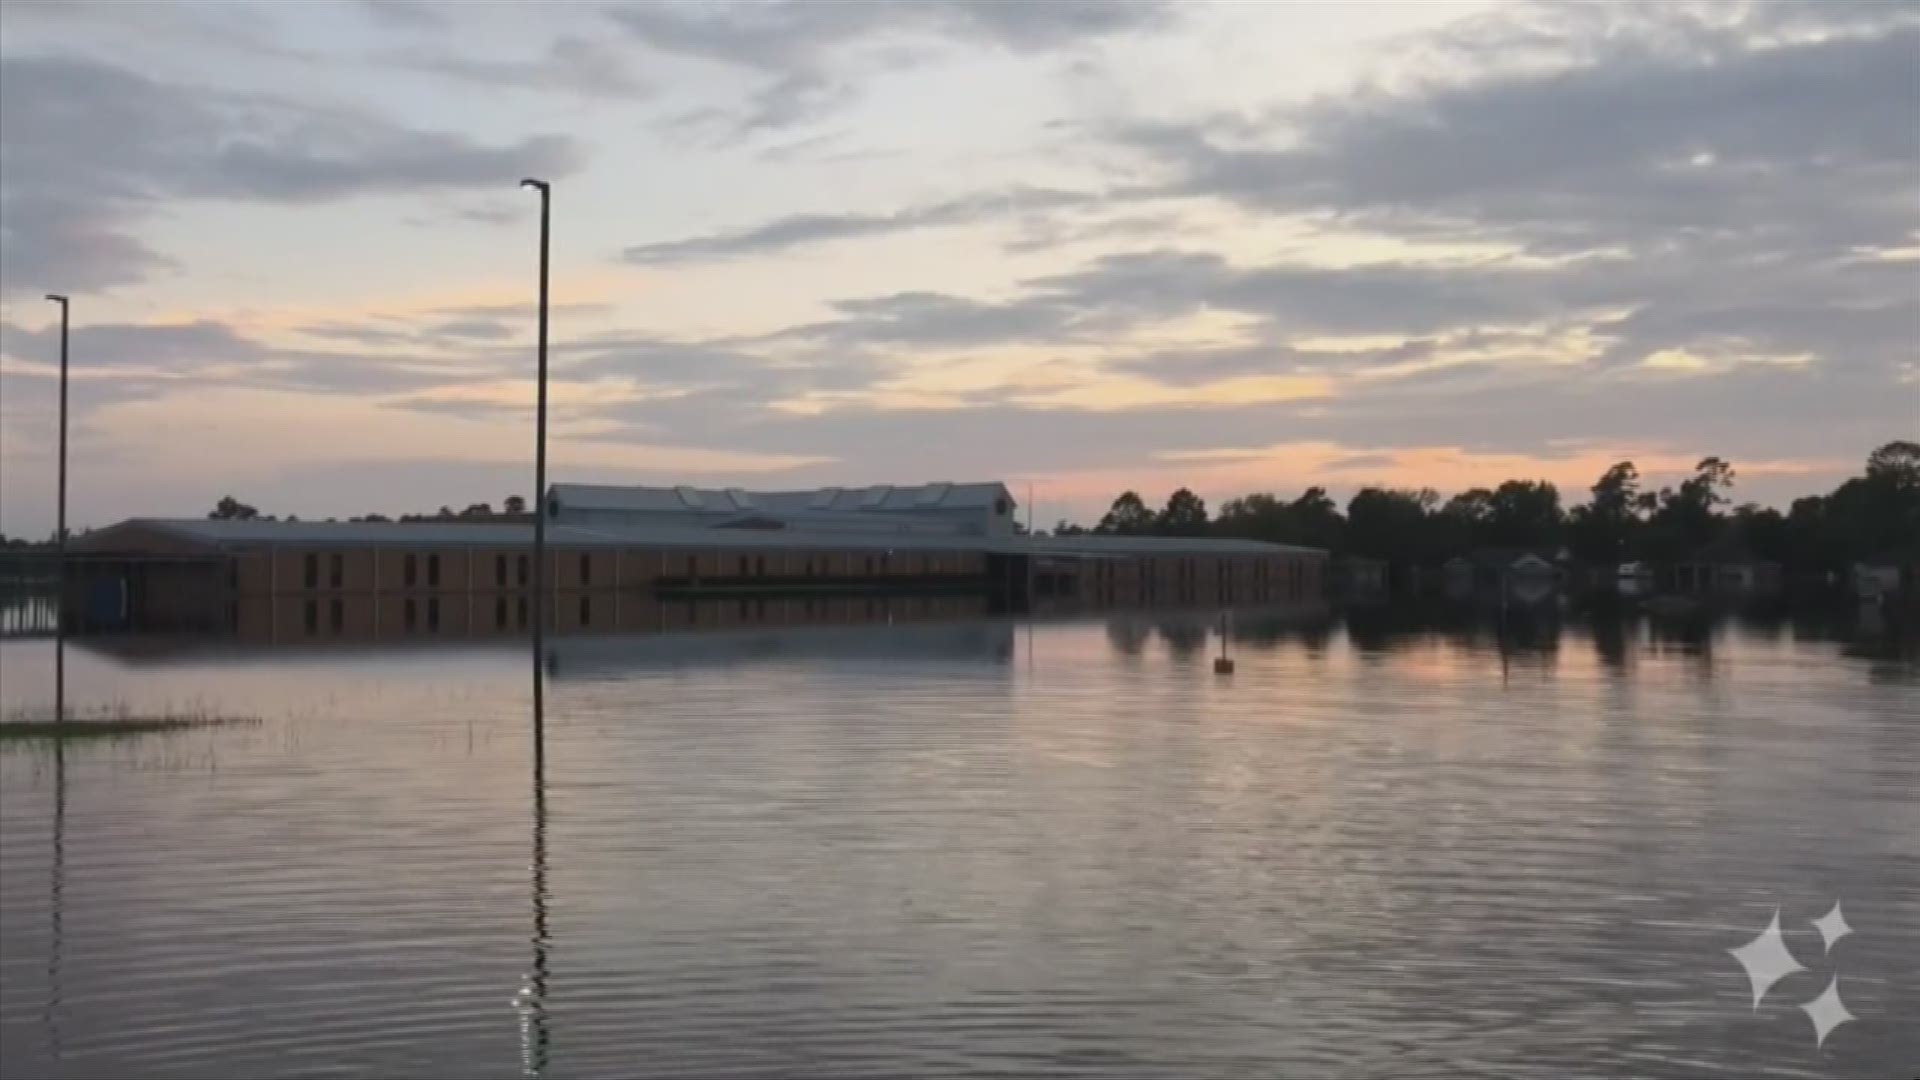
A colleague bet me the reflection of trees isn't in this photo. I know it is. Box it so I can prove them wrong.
[1588,612,1632,672]
[1231,610,1338,653]
[1105,619,1150,657]
[1157,620,1209,662]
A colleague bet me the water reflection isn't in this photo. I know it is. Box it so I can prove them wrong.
[43,741,64,1070]
[516,722,551,1078]
[1,604,1916,1078]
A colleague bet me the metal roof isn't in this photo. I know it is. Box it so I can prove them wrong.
[76,517,1324,558]
[549,480,1013,516]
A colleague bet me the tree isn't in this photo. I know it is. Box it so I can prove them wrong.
[1095,491,1154,535]
[1645,456,1736,557]
[1157,488,1209,536]
[1284,487,1346,551]
[1053,519,1087,536]
[209,496,260,521]
[459,502,493,518]
[1345,487,1438,564]
[1484,480,1562,549]
[1214,493,1288,540]
[1567,461,1642,564]
[503,495,527,515]
[1865,440,1920,489]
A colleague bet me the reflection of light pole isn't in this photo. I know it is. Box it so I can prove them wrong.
[520,179,549,756]
[45,294,69,724]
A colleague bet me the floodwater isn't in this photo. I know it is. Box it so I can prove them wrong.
[1,608,1915,1079]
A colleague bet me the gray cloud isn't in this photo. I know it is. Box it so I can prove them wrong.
[1126,17,1919,261]
[385,35,652,99]
[0,54,583,295]
[622,187,1092,263]
[431,318,515,341]
[357,0,447,29]
[609,0,1175,134]
[0,317,497,397]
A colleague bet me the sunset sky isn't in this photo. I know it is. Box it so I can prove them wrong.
[1,0,1915,536]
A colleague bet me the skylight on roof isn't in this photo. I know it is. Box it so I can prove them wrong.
[675,486,706,509]
[859,485,892,509]
[915,483,951,507]
[808,487,841,510]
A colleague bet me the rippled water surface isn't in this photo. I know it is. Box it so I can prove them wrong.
[2,611,1916,1078]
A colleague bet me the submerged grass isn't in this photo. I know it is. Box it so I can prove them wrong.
[0,704,261,745]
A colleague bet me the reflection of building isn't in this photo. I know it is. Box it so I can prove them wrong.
[545,618,1019,679]
[67,480,1328,640]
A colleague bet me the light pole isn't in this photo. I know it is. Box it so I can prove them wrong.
[45,294,69,725]
[520,179,550,755]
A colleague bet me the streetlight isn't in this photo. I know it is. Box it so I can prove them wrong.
[45,294,69,725]
[520,178,550,752]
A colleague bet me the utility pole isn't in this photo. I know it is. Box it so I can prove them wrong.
[520,179,550,758]
[45,294,69,724]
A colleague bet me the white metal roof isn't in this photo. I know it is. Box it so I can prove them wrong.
[548,480,1013,516]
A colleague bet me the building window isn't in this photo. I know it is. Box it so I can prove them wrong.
[687,555,698,578]
[404,553,418,587]
[755,598,766,620]
[517,554,528,586]
[427,596,440,631]
[330,598,344,634]
[739,555,750,577]
[304,553,318,589]
[579,553,591,586]
[329,553,343,589]
[495,596,507,630]
[865,556,875,575]
[804,558,815,576]
[755,556,766,577]
[404,598,417,631]
[495,554,507,587]
[579,595,591,627]
[427,553,441,588]
[738,597,751,619]
[516,596,527,629]
[304,599,318,634]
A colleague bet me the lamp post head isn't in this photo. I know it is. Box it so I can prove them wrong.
[520,178,549,193]
[45,293,67,305]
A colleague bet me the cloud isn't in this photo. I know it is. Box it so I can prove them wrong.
[0,54,584,295]
[357,0,446,29]
[622,187,1093,264]
[385,35,652,99]
[608,0,1175,133]
[1124,12,1919,262]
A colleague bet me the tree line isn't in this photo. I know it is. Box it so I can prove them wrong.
[204,495,530,524]
[1056,441,1920,575]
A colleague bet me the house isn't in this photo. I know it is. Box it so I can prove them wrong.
[1665,541,1783,595]
[1330,556,1389,599]
[1442,549,1560,593]
[1852,555,1911,601]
